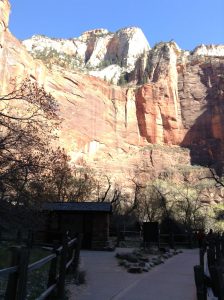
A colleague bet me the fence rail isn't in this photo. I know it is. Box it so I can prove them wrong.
[159,233,195,248]
[114,230,196,249]
[0,233,82,300]
[28,254,57,272]
[0,266,18,277]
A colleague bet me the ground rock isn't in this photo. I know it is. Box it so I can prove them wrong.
[143,267,150,272]
[128,266,143,273]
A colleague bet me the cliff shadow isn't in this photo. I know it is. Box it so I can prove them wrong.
[180,60,224,176]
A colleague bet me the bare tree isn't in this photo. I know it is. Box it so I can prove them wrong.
[173,185,208,231]
[0,79,60,206]
[134,184,164,222]
[94,175,125,213]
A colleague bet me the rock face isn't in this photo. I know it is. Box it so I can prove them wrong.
[179,56,224,169]
[0,0,10,34]
[1,0,224,180]
[135,42,184,145]
[22,27,150,84]
[192,44,224,57]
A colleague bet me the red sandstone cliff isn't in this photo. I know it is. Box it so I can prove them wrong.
[1,0,224,179]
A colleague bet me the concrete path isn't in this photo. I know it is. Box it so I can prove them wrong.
[68,248,198,300]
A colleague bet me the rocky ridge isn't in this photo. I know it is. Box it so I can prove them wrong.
[22,31,224,87]
[1,0,224,185]
[192,44,224,57]
[22,27,150,84]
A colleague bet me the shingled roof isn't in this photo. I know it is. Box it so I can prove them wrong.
[42,202,112,213]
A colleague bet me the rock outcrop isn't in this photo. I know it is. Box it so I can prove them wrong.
[1,0,224,181]
[192,44,224,57]
[22,27,150,84]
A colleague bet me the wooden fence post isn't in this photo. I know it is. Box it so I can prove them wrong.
[5,247,20,300]
[169,232,175,249]
[57,236,68,299]
[207,247,216,269]
[194,265,207,300]
[215,236,221,262]
[73,234,82,274]
[5,247,30,300]
[46,246,58,300]
[15,247,30,300]
[199,248,204,268]
[209,266,224,300]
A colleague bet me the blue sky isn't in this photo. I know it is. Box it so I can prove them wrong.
[9,0,224,51]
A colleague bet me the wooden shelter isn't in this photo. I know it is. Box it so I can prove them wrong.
[43,202,112,249]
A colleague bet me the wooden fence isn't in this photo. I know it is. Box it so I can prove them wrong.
[194,234,224,300]
[114,230,196,249]
[0,233,82,300]
[159,233,195,248]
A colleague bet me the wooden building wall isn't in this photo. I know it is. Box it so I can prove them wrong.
[47,211,110,250]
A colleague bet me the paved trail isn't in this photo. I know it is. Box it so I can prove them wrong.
[68,248,198,300]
